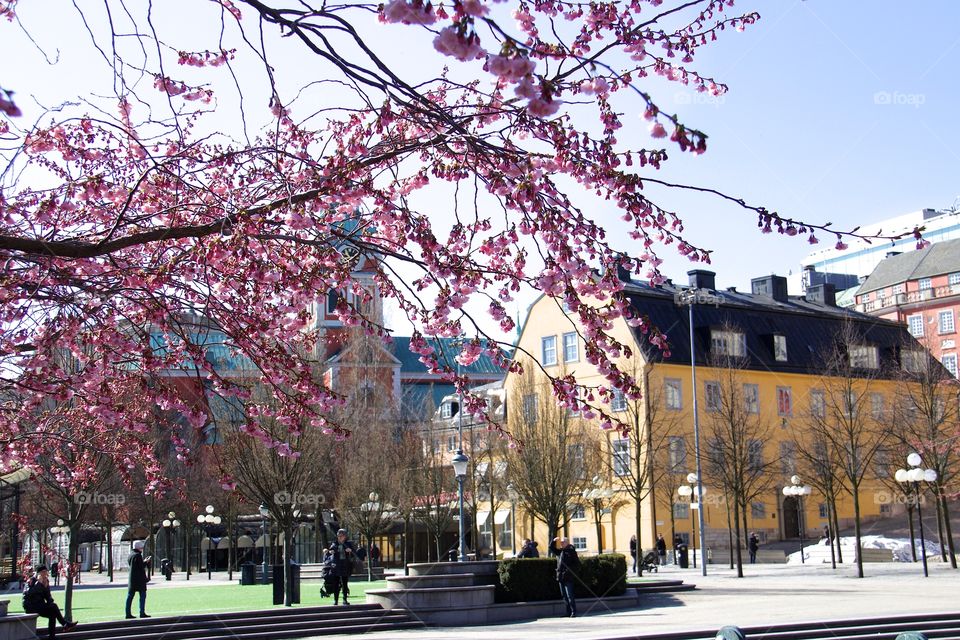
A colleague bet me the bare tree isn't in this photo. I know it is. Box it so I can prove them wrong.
[793,431,845,567]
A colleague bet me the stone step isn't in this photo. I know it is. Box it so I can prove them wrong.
[366,584,496,609]
[386,573,476,589]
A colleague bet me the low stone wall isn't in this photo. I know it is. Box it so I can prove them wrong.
[0,613,37,640]
[398,592,642,626]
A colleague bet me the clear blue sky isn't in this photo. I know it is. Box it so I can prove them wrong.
[644,0,960,289]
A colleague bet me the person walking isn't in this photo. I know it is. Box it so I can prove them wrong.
[328,529,355,605]
[656,533,668,566]
[49,560,60,587]
[22,566,77,639]
[748,533,759,564]
[369,543,381,568]
[673,533,683,565]
[629,535,638,574]
[554,537,580,618]
[125,539,151,619]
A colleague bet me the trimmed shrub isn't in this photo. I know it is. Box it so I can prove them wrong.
[496,558,557,603]
[495,553,627,603]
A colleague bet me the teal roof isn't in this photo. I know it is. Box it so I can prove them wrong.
[392,337,506,376]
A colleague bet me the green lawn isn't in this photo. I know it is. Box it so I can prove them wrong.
[8,580,387,623]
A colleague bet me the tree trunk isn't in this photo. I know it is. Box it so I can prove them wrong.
[98,527,104,574]
[732,498,743,577]
[939,488,957,568]
[725,502,734,569]
[934,490,948,562]
[740,497,749,567]
[403,516,410,575]
[64,526,80,621]
[907,504,917,562]
[826,501,836,570]
[831,497,843,564]
[283,524,294,607]
[852,487,864,578]
[635,505,644,577]
[107,522,114,581]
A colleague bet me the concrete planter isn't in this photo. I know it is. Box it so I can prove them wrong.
[386,574,475,590]
[366,585,495,609]
[0,600,7,617]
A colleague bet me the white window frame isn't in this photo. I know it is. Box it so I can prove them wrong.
[774,335,788,362]
[870,393,885,420]
[541,335,557,365]
[810,389,826,419]
[751,502,766,519]
[743,383,759,414]
[562,332,579,363]
[907,314,924,337]
[673,502,689,519]
[612,439,630,477]
[611,388,627,412]
[569,504,586,521]
[572,536,588,551]
[918,278,932,290]
[950,273,960,287]
[902,350,925,373]
[705,381,721,412]
[664,378,682,410]
[938,310,955,334]
[893,283,905,295]
[942,353,958,378]
[849,344,879,369]
[711,329,746,357]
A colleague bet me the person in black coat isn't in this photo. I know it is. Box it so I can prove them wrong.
[554,537,580,618]
[748,533,760,564]
[629,535,638,574]
[369,543,381,568]
[656,533,668,566]
[22,566,77,639]
[328,529,356,605]
[125,540,151,619]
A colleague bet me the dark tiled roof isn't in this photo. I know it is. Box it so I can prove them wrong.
[858,238,960,294]
[621,280,919,377]
[392,337,507,376]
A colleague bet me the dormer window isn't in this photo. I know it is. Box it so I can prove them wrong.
[711,329,746,357]
[901,350,925,373]
[849,344,879,369]
[774,335,787,362]
[441,400,459,419]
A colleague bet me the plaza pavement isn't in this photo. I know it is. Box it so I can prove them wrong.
[312,561,960,640]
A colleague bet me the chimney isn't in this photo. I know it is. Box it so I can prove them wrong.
[687,269,716,291]
[885,251,901,259]
[616,263,632,283]
[751,275,789,302]
[807,283,837,307]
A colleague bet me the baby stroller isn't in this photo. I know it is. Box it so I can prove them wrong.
[319,556,337,598]
[640,550,659,574]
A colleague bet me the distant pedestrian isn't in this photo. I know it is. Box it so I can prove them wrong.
[823,525,832,543]
[748,533,759,564]
[629,535,638,574]
[355,544,367,565]
[370,543,381,568]
[554,537,580,618]
[23,565,77,639]
[673,534,683,565]
[49,560,60,587]
[328,529,355,605]
[656,534,667,566]
[518,539,540,558]
[125,540,151,619]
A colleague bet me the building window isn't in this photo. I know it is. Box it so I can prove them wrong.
[880,503,892,515]
[440,401,457,419]
[446,434,457,451]
[780,441,797,475]
[572,536,588,551]
[569,443,585,478]
[705,381,721,412]
[498,511,513,550]
[711,329,746,357]
[748,440,763,471]
[893,283,904,295]
[541,336,557,365]
[664,378,682,410]
[326,289,340,314]
[902,350,925,373]
[522,394,538,423]
[942,354,958,378]
[938,310,955,334]
[668,436,687,473]
[874,449,891,478]
[918,278,932,290]
[810,389,825,419]
[743,384,759,414]
[673,502,689,519]
[849,345,879,369]
[818,503,829,519]
[774,335,788,362]
[611,388,627,412]
[562,332,579,362]
[569,504,586,521]
[751,502,766,519]
[612,439,631,477]
[877,287,887,299]
[907,314,924,337]
[950,273,960,287]
[777,386,793,417]
[870,393,884,420]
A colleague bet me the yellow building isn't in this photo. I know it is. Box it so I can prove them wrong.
[500,270,938,560]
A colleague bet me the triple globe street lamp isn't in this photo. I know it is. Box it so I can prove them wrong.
[782,476,812,563]
[196,505,222,580]
[896,453,937,578]
[161,512,180,572]
[582,476,616,555]
[452,450,469,562]
[677,473,705,569]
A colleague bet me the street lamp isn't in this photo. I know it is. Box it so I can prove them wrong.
[782,475,812,563]
[50,519,69,584]
[197,505,221,580]
[361,492,381,581]
[452,450,469,562]
[677,473,704,569]
[896,453,937,577]
[582,476,616,554]
[161,512,180,573]
[676,289,708,577]
[258,503,270,585]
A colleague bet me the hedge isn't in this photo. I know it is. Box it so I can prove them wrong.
[496,553,627,603]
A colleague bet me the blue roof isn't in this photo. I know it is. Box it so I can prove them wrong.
[392,337,506,376]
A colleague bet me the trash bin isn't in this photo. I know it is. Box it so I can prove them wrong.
[678,544,689,569]
[272,563,302,605]
[240,562,256,586]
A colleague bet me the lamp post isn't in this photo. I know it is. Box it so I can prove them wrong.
[452,450,469,562]
[582,476,616,554]
[677,473,704,569]
[197,505,221,580]
[161,512,179,572]
[506,484,519,556]
[676,289,708,577]
[51,520,69,584]
[258,503,270,585]
[782,475,812,563]
[896,453,937,577]
[361,492,381,581]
